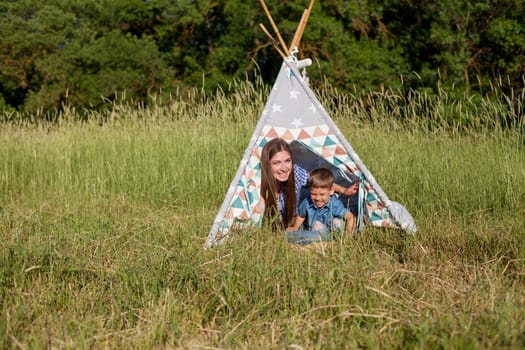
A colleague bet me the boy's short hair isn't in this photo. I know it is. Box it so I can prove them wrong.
[308,168,334,189]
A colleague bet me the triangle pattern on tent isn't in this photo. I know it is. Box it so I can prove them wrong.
[206,60,416,248]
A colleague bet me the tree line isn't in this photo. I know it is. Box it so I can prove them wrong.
[1,0,524,117]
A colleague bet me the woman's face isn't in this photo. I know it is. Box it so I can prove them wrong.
[270,150,292,182]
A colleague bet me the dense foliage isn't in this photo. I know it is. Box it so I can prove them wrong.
[1,0,524,116]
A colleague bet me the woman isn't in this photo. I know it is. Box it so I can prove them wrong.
[260,138,357,230]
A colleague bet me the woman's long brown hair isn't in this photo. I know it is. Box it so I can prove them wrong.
[260,138,296,230]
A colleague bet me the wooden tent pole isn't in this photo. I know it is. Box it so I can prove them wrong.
[289,9,308,51]
[259,23,287,60]
[259,0,290,57]
[289,0,315,51]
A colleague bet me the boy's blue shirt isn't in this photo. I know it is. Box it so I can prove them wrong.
[297,194,348,230]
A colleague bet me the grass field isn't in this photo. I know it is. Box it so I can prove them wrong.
[1,83,524,349]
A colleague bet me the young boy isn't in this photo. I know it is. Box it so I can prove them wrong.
[287,167,356,245]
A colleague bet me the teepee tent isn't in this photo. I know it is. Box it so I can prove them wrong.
[205,1,416,248]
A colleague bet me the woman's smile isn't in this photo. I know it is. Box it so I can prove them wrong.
[270,150,292,182]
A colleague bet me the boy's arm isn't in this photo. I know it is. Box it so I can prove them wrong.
[287,215,305,232]
[344,211,356,235]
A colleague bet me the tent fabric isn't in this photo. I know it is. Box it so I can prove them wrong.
[206,59,416,248]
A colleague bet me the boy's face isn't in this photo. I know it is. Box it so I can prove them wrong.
[310,187,334,209]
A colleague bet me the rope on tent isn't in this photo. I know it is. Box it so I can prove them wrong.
[289,47,299,61]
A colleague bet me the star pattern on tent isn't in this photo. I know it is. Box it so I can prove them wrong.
[289,89,300,99]
[207,61,416,249]
[290,117,304,128]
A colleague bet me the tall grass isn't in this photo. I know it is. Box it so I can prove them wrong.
[1,80,524,349]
